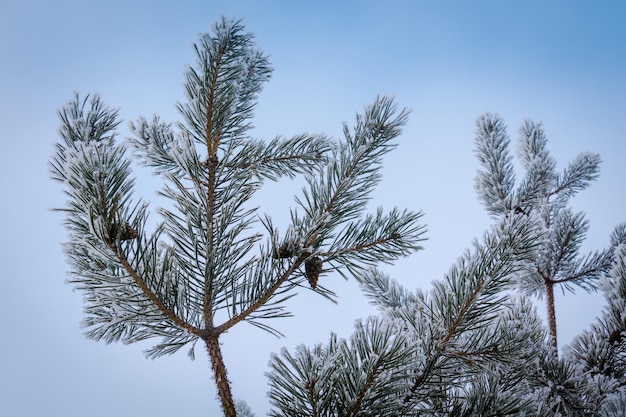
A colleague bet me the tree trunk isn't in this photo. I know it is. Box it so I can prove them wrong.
[205,335,236,417]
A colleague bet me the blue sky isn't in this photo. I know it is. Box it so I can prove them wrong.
[1,1,625,415]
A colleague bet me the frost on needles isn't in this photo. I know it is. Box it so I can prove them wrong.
[49,17,426,417]
[265,115,626,416]
[49,16,626,417]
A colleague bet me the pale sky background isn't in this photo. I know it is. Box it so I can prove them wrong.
[1,1,625,415]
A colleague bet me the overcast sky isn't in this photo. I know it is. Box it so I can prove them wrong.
[1,1,625,415]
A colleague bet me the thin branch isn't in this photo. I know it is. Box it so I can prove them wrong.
[442,276,487,345]
[228,153,324,169]
[204,154,218,331]
[206,43,224,155]
[202,41,224,333]
[449,346,499,357]
[215,254,308,334]
[403,353,440,405]
[304,378,319,417]
[552,265,607,284]
[109,244,202,337]
[348,358,383,417]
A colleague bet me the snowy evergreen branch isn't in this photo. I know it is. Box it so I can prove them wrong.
[552,152,602,204]
[557,242,626,414]
[266,112,625,416]
[267,316,416,417]
[267,214,546,415]
[225,134,332,181]
[50,18,425,416]
[127,116,182,175]
[467,113,626,413]
[177,17,272,148]
[294,97,410,245]
[213,96,422,333]
[50,94,201,354]
[397,215,541,413]
[52,16,626,417]
[474,114,617,350]
[474,113,515,216]
[323,206,426,274]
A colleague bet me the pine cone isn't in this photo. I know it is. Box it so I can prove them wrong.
[305,256,323,289]
[273,241,295,259]
[120,222,139,241]
[107,221,138,243]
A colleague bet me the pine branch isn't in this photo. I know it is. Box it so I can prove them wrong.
[474,113,516,217]
[398,215,537,409]
[215,252,308,334]
[267,215,539,415]
[323,206,426,270]
[565,243,626,389]
[177,17,272,147]
[475,115,619,358]
[517,119,555,171]
[109,243,202,336]
[204,153,218,329]
[267,317,416,416]
[52,19,428,417]
[225,134,332,181]
[550,152,601,203]
[551,256,612,286]
[294,96,410,250]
